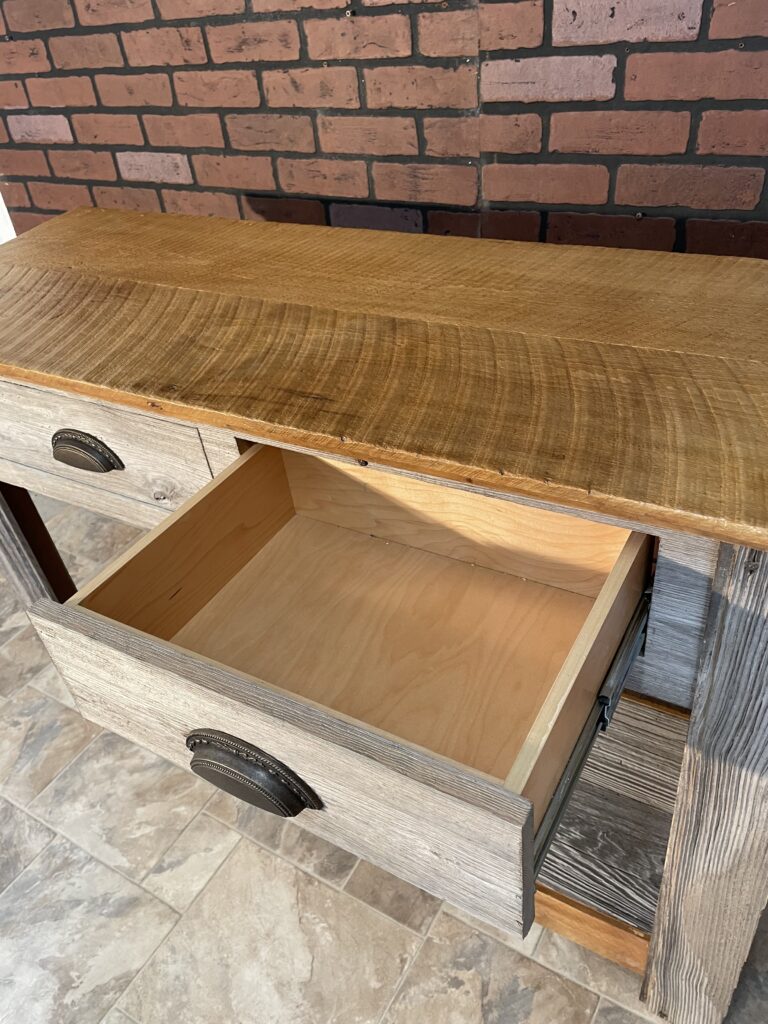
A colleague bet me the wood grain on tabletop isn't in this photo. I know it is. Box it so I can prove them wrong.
[0,208,766,546]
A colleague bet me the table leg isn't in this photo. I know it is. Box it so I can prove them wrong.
[643,544,768,1023]
[0,481,75,605]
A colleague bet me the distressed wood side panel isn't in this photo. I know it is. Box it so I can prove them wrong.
[0,482,75,604]
[627,533,718,708]
[643,545,768,1024]
[31,600,535,937]
[0,378,213,516]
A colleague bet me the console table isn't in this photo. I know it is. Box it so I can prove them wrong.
[0,208,766,1024]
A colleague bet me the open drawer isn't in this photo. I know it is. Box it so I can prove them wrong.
[30,444,652,936]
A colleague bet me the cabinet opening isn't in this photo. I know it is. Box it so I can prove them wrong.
[75,444,651,821]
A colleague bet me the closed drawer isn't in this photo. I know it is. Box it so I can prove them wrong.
[0,378,212,520]
[31,444,652,936]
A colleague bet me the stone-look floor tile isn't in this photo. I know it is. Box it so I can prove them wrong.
[29,660,77,708]
[0,686,99,804]
[0,836,177,1024]
[278,823,358,886]
[0,795,53,892]
[121,839,419,1024]
[32,731,210,881]
[142,812,240,911]
[101,1010,139,1024]
[45,505,142,573]
[535,929,651,1018]
[31,491,69,523]
[0,624,57,699]
[344,860,442,934]
[383,911,598,1024]
[444,903,543,957]
[593,1001,649,1023]
[207,790,357,885]
[727,905,768,1023]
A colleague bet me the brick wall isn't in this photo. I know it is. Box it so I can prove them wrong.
[0,0,767,257]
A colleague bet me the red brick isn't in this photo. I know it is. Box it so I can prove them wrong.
[174,70,261,108]
[481,55,615,103]
[49,33,123,69]
[480,113,541,153]
[144,113,224,148]
[226,114,314,152]
[0,8,5,31]
[207,21,300,63]
[547,212,676,251]
[550,110,690,155]
[419,10,477,57]
[427,210,480,237]
[72,113,142,144]
[241,195,326,224]
[626,51,768,100]
[329,203,422,232]
[122,27,206,67]
[0,41,51,74]
[278,158,369,198]
[159,0,243,15]
[686,219,768,259]
[117,151,193,184]
[365,65,477,109]
[193,153,275,190]
[27,76,97,107]
[0,81,29,110]
[710,0,768,39]
[423,116,479,157]
[74,0,154,25]
[480,210,540,240]
[616,164,765,210]
[0,123,7,145]
[93,184,161,211]
[28,181,93,210]
[373,162,477,206]
[48,149,117,180]
[4,0,74,31]
[7,114,73,144]
[96,73,172,106]
[697,110,768,156]
[483,163,609,204]
[10,212,54,233]
[162,189,241,219]
[264,67,359,109]
[553,0,702,45]
[252,0,343,9]
[0,181,30,208]
[0,150,50,177]
[480,2,543,51]
[318,115,417,155]
[306,15,410,60]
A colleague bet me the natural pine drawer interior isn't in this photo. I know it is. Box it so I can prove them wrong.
[73,444,650,825]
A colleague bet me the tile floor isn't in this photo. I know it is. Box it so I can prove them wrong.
[0,496,765,1024]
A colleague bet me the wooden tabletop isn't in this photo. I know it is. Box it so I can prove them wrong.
[0,208,766,547]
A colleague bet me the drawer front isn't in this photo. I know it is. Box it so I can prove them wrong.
[31,601,535,936]
[0,379,212,517]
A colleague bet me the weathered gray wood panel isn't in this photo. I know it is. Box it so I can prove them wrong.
[643,545,768,1024]
[0,482,75,604]
[0,378,212,518]
[540,698,687,933]
[31,600,535,937]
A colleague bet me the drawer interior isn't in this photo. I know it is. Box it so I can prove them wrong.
[73,445,650,822]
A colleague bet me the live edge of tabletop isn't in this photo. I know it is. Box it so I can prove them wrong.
[0,208,767,1024]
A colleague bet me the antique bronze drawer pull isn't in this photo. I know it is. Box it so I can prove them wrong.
[186,729,323,818]
[51,429,125,473]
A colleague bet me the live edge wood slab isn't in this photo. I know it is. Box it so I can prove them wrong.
[0,208,766,549]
